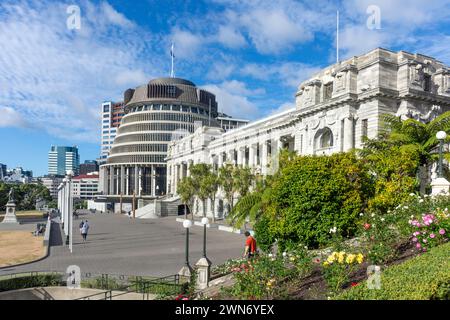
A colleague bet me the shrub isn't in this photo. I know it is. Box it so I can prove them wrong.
[335,242,450,300]
[257,152,373,249]
[0,273,63,292]
[224,249,313,300]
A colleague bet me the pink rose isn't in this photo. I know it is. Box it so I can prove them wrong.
[439,229,446,235]
[412,237,418,242]
[423,239,427,243]
[430,234,435,239]
[416,243,421,248]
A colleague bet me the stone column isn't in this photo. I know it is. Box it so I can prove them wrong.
[120,165,125,196]
[249,144,255,168]
[237,148,244,166]
[261,141,268,175]
[218,152,224,168]
[116,167,120,195]
[109,167,114,195]
[151,165,156,197]
[134,166,139,196]
[344,115,355,151]
[138,167,143,196]
[125,167,130,196]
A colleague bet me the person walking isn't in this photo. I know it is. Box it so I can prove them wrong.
[79,220,84,235]
[81,220,90,242]
[243,231,257,259]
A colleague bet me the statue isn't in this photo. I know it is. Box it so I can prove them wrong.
[8,188,14,203]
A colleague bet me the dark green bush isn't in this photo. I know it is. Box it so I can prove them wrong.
[336,242,450,300]
[0,274,63,292]
[256,152,373,249]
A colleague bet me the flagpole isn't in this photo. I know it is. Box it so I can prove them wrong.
[171,43,174,78]
[336,10,339,64]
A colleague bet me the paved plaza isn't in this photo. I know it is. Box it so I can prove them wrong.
[0,213,244,277]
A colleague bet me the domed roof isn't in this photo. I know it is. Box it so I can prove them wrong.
[149,77,196,87]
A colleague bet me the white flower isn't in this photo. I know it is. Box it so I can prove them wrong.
[387,210,391,213]
[359,213,364,216]
[380,218,385,222]
[419,199,424,203]
[371,213,375,218]
[268,254,273,258]
[403,206,409,210]
[282,252,287,257]
[329,227,337,234]
[409,193,415,197]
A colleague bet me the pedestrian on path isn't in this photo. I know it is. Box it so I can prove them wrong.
[79,220,84,235]
[81,220,90,242]
[243,231,257,259]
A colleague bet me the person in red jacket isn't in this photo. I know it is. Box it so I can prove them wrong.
[243,231,257,259]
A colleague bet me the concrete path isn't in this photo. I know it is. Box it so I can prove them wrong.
[0,213,244,278]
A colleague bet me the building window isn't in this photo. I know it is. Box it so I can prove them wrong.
[103,105,110,113]
[314,127,334,150]
[324,83,333,100]
[424,74,432,92]
[361,119,368,140]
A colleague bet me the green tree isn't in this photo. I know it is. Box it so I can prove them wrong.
[203,171,220,222]
[177,176,196,219]
[218,163,237,214]
[190,163,212,217]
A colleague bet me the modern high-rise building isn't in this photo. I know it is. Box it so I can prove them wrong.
[48,146,80,176]
[80,160,99,175]
[99,101,125,165]
[0,164,6,181]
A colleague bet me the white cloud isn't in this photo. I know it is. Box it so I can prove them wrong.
[267,102,295,116]
[0,0,162,142]
[201,82,260,120]
[170,28,204,59]
[0,107,29,128]
[241,62,321,88]
[101,2,135,28]
[239,9,313,54]
[217,25,246,49]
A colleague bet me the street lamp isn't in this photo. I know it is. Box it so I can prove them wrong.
[436,131,447,178]
[65,170,74,253]
[201,217,209,258]
[178,219,193,277]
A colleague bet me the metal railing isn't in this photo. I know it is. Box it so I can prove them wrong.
[0,271,183,300]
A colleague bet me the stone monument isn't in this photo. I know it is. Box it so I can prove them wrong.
[2,188,20,224]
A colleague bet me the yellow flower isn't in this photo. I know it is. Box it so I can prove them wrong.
[346,254,356,264]
[323,261,330,267]
[337,252,345,264]
[356,253,364,264]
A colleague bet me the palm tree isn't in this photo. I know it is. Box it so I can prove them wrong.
[227,175,272,229]
[380,112,450,191]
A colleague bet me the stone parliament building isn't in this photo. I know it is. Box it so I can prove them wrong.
[166,48,450,218]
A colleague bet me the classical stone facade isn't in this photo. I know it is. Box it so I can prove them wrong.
[166,48,450,218]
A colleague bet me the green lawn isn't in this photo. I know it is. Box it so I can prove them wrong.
[0,210,45,219]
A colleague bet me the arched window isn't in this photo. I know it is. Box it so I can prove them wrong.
[314,127,334,150]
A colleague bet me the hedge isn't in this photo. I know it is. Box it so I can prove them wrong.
[0,274,64,292]
[336,242,450,300]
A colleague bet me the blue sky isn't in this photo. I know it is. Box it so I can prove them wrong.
[0,0,449,176]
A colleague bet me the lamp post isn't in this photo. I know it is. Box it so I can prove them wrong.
[196,217,212,290]
[436,131,447,178]
[201,217,209,258]
[178,219,193,278]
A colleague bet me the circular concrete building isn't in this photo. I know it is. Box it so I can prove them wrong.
[100,77,219,201]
